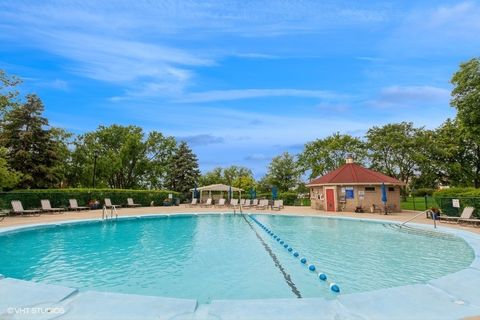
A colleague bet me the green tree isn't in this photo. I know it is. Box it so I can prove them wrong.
[0,94,66,188]
[298,132,367,179]
[165,141,200,194]
[68,125,176,189]
[0,69,21,115]
[366,122,425,196]
[451,58,480,138]
[262,152,301,192]
[198,167,225,186]
[0,147,21,190]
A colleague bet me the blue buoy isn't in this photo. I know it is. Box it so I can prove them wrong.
[293,252,299,257]
[280,240,284,244]
[283,244,288,248]
[288,248,293,252]
[277,238,280,242]
[274,236,277,239]
[330,283,340,293]
[319,273,327,281]
[308,264,316,271]
[300,257,307,264]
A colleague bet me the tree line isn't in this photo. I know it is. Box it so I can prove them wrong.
[0,57,479,196]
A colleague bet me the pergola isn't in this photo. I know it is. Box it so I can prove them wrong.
[189,184,243,201]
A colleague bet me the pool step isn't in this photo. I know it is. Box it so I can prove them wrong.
[383,223,457,240]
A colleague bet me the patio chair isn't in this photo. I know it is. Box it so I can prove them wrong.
[41,199,64,214]
[215,198,226,208]
[104,198,122,209]
[370,204,383,213]
[229,198,239,208]
[251,199,259,207]
[243,199,252,208]
[256,199,269,210]
[0,211,7,222]
[187,198,198,207]
[69,199,89,211]
[440,207,474,223]
[11,200,41,216]
[201,198,213,207]
[272,200,284,211]
[457,207,479,225]
[127,198,141,207]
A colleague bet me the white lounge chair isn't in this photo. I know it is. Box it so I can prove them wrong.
[201,198,213,207]
[230,198,239,208]
[104,198,122,209]
[11,200,41,216]
[187,198,198,207]
[272,200,284,211]
[127,198,141,207]
[457,207,479,225]
[41,199,64,213]
[256,199,269,210]
[440,207,474,223]
[69,199,89,211]
[251,199,259,207]
[243,199,252,208]
[215,198,226,208]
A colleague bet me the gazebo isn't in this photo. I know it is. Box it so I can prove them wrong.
[189,184,243,203]
[306,157,405,213]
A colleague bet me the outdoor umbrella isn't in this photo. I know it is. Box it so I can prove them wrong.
[194,185,198,199]
[272,186,278,201]
[249,188,255,200]
[381,183,388,214]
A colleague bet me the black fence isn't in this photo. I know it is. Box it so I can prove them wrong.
[435,197,480,217]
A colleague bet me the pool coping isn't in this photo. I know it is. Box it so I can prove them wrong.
[1,211,480,319]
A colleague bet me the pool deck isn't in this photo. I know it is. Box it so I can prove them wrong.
[1,206,480,320]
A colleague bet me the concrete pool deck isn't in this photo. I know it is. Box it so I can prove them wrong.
[1,207,480,319]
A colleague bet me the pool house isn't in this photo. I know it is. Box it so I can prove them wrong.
[307,157,405,213]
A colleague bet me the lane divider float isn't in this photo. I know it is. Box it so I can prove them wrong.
[249,215,340,293]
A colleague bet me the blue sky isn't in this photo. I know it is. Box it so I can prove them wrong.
[1,0,479,178]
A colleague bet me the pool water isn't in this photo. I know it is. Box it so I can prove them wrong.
[0,214,474,303]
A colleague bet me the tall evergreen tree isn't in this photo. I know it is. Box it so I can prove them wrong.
[166,141,200,194]
[0,94,65,188]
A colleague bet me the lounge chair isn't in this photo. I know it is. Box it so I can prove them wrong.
[41,199,64,214]
[272,200,284,211]
[0,211,7,222]
[11,200,41,216]
[201,198,213,207]
[229,198,239,208]
[239,199,246,206]
[243,199,252,208]
[127,198,141,207]
[251,199,259,207]
[104,198,122,209]
[215,198,226,208]
[256,199,269,210]
[187,198,198,207]
[69,199,89,211]
[440,207,474,223]
[457,207,479,225]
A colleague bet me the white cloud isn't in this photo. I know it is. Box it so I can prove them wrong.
[174,89,342,103]
[369,85,450,108]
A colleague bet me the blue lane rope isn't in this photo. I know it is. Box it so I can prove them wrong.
[248,215,340,293]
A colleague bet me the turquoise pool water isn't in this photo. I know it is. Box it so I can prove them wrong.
[0,214,475,303]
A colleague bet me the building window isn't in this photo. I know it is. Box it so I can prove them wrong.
[365,187,375,192]
[388,187,395,192]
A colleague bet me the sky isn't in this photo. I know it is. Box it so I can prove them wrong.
[1,0,480,178]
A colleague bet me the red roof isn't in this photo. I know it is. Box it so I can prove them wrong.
[307,163,405,186]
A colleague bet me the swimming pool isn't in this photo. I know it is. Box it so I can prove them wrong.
[0,214,474,304]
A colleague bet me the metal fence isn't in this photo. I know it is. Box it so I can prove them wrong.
[435,197,480,217]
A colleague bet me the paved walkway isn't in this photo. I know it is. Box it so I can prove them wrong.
[1,205,479,234]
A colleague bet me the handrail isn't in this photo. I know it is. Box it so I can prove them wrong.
[111,205,118,220]
[401,209,436,228]
[102,205,107,220]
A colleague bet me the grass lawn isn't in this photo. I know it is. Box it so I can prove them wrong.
[401,196,437,211]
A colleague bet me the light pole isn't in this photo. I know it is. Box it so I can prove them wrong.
[92,150,99,188]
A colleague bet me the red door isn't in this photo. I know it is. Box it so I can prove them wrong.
[326,189,335,212]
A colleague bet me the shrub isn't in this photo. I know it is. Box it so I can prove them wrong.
[411,188,435,197]
[0,188,179,210]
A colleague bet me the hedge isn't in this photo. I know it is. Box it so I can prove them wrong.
[433,188,480,217]
[0,188,179,210]
[255,192,309,206]
[411,188,435,197]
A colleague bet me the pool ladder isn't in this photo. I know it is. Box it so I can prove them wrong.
[102,205,118,221]
[233,202,243,215]
[401,210,436,228]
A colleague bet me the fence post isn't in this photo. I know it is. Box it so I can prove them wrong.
[412,194,416,211]
[424,195,428,211]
